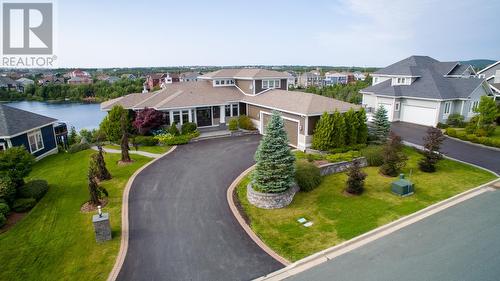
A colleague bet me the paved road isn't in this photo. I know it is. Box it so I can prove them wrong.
[391,122,500,175]
[288,189,500,281]
[117,135,283,281]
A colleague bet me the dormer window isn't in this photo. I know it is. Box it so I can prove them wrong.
[213,79,235,87]
[392,77,411,86]
[397,77,406,84]
[262,79,280,89]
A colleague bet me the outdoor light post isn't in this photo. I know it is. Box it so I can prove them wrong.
[92,205,112,242]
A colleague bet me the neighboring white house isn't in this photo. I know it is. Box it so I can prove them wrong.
[360,56,493,127]
[477,61,500,99]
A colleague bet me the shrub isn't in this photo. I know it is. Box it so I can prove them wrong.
[0,177,16,204]
[295,161,322,192]
[436,122,449,129]
[380,132,408,177]
[361,145,384,166]
[328,144,366,154]
[99,105,130,142]
[12,198,36,212]
[181,122,198,135]
[446,113,465,127]
[0,147,35,188]
[238,115,256,130]
[312,112,333,151]
[18,180,49,201]
[0,213,6,228]
[418,127,445,173]
[164,135,191,145]
[168,122,180,136]
[345,160,367,195]
[0,202,10,216]
[134,135,158,146]
[324,151,361,163]
[445,128,457,137]
[228,118,238,131]
[132,107,164,135]
[68,143,91,153]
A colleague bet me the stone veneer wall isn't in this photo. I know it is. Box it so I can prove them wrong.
[318,157,368,176]
[247,183,299,209]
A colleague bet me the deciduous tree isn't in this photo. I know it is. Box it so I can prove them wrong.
[419,127,445,172]
[132,107,164,135]
[380,132,408,177]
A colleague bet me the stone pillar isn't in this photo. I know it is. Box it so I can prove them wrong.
[93,211,112,242]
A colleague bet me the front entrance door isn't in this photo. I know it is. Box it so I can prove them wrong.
[196,107,212,127]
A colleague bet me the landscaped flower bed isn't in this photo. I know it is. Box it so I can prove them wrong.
[445,127,500,148]
[235,147,496,261]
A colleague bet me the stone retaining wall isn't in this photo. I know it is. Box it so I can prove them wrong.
[318,157,368,176]
[247,183,299,209]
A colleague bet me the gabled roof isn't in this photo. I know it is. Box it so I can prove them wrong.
[0,104,57,137]
[477,61,500,74]
[199,68,289,79]
[0,76,17,86]
[363,56,484,100]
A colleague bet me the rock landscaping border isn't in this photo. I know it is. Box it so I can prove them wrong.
[318,157,368,176]
[247,183,300,209]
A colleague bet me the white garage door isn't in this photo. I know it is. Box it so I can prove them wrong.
[400,105,437,126]
[377,103,393,121]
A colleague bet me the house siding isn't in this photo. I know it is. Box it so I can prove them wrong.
[9,124,57,157]
[307,115,320,135]
[235,79,253,95]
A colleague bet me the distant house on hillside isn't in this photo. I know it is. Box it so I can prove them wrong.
[353,71,366,81]
[121,74,137,80]
[0,104,66,160]
[66,69,91,79]
[38,75,65,86]
[360,55,493,126]
[477,61,500,99]
[145,73,168,91]
[324,72,354,86]
[16,78,35,92]
[0,76,19,91]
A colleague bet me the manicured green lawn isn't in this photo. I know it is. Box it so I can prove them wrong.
[104,144,170,154]
[236,147,496,262]
[0,150,151,281]
[452,127,500,140]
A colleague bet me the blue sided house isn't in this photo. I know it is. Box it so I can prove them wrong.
[0,104,61,160]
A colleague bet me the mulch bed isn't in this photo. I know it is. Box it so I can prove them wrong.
[80,198,108,213]
[0,212,28,233]
[117,160,134,166]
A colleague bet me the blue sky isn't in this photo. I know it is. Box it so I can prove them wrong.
[56,0,500,68]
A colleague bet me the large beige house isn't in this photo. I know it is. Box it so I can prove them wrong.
[101,68,358,150]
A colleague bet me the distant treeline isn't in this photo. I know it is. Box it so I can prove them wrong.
[0,78,145,102]
[297,77,372,104]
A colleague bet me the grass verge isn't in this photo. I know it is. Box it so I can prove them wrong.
[0,150,150,281]
[104,144,170,154]
[236,147,496,261]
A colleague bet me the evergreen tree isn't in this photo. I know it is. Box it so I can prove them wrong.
[357,108,368,144]
[331,110,346,148]
[99,105,129,142]
[344,108,359,146]
[90,147,112,180]
[312,112,333,150]
[68,126,79,145]
[252,111,296,193]
[87,163,108,206]
[345,160,367,195]
[373,105,391,142]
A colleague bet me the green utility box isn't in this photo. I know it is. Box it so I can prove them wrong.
[391,174,414,196]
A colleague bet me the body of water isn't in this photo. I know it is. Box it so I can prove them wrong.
[5,101,107,131]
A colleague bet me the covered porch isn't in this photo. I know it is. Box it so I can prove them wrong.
[162,102,245,128]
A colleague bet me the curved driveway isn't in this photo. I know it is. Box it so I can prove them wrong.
[117,135,283,281]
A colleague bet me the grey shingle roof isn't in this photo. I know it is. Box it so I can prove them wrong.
[364,56,483,100]
[447,64,470,76]
[0,104,57,137]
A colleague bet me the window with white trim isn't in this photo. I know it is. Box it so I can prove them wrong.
[470,100,479,113]
[446,103,452,113]
[224,104,239,117]
[213,79,235,87]
[262,79,281,89]
[0,143,5,151]
[27,130,44,153]
[394,102,400,111]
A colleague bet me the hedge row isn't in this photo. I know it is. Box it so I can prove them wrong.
[446,128,500,148]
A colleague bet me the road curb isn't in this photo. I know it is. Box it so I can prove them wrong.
[107,146,177,281]
[255,176,499,281]
[226,164,290,266]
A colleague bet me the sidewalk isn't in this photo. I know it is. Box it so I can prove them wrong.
[91,146,162,159]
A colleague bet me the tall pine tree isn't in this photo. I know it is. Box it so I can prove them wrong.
[373,105,391,142]
[344,108,359,146]
[331,110,346,148]
[253,111,296,193]
[357,108,368,144]
[312,112,333,150]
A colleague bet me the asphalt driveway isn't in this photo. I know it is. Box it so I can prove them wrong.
[391,122,500,175]
[117,135,283,281]
[287,189,500,281]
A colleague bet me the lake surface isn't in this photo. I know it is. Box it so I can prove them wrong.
[5,101,107,131]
